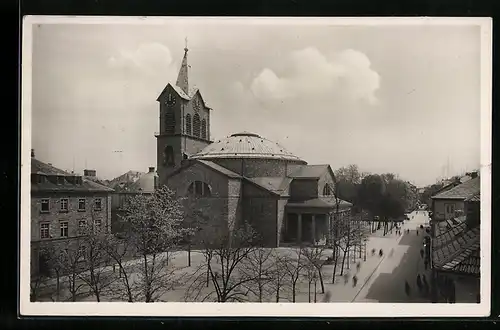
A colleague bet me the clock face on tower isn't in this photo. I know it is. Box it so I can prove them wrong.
[166,93,176,106]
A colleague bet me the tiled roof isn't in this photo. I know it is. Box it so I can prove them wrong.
[190,132,305,162]
[31,158,113,192]
[286,197,352,209]
[432,177,480,200]
[465,192,480,202]
[31,158,72,176]
[432,221,480,276]
[247,177,292,196]
[287,164,330,179]
[197,160,241,179]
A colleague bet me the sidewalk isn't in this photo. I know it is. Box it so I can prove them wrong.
[322,211,422,303]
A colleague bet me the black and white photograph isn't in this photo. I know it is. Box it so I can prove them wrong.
[20,16,491,317]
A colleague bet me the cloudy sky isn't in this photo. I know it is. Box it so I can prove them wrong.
[29,19,482,187]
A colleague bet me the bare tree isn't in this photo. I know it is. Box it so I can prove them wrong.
[77,221,116,302]
[58,239,87,302]
[102,234,135,302]
[240,247,275,302]
[280,247,307,303]
[185,223,260,302]
[120,186,187,302]
[302,245,327,294]
[268,251,292,303]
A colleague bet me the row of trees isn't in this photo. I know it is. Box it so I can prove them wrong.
[32,185,363,303]
[333,164,418,236]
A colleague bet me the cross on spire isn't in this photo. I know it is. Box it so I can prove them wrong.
[176,37,190,94]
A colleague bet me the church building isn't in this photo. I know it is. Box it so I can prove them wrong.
[156,45,352,247]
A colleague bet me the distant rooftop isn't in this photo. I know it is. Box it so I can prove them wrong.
[432,177,480,200]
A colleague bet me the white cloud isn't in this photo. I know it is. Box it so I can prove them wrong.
[250,47,380,105]
[107,42,174,76]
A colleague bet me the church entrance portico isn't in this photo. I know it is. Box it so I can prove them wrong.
[283,212,330,245]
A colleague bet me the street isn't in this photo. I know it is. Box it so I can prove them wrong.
[354,210,431,303]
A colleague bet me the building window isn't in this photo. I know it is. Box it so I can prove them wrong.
[78,198,86,211]
[94,198,102,211]
[60,221,69,238]
[78,220,87,234]
[323,184,332,196]
[185,114,192,135]
[187,181,211,197]
[40,199,50,213]
[40,223,50,239]
[78,246,86,262]
[165,108,175,134]
[164,145,175,167]
[193,114,201,137]
[94,219,102,232]
[201,119,207,139]
[60,198,69,212]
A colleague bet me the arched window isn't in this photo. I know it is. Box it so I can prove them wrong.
[187,181,211,197]
[193,114,201,137]
[164,145,175,167]
[323,184,332,196]
[185,114,192,135]
[201,119,207,139]
[165,108,175,134]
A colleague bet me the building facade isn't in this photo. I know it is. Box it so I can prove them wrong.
[30,150,114,276]
[108,167,158,234]
[157,47,352,247]
[429,177,481,303]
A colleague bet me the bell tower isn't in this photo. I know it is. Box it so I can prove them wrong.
[155,40,212,187]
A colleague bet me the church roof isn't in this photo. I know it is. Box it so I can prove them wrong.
[287,164,331,179]
[286,197,352,210]
[190,132,306,162]
[248,177,293,196]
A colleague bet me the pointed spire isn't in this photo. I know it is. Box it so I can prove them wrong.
[176,37,189,95]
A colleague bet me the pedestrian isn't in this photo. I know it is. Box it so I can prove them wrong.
[343,272,349,285]
[371,248,376,256]
[352,275,358,287]
[356,261,361,273]
[379,249,383,257]
[404,281,411,296]
[420,249,424,259]
[416,274,422,292]
[416,230,419,236]
[322,291,332,303]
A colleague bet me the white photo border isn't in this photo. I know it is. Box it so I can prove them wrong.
[20,16,492,317]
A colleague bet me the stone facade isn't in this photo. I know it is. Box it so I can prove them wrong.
[211,158,305,178]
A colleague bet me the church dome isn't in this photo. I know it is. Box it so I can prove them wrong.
[190,132,304,162]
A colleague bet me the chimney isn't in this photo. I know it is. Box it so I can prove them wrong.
[148,166,155,173]
[31,149,35,158]
[84,169,96,177]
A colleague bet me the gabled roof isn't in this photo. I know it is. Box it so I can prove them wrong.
[108,170,145,192]
[465,192,480,202]
[31,158,72,176]
[197,160,241,179]
[247,177,292,196]
[31,158,113,193]
[287,164,331,179]
[432,177,480,200]
[286,197,352,210]
[432,221,480,276]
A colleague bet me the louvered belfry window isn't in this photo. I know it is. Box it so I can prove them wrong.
[201,119,207,139]
[193,114,201,137]
[185,114,192,135]
[165,108,175,134]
